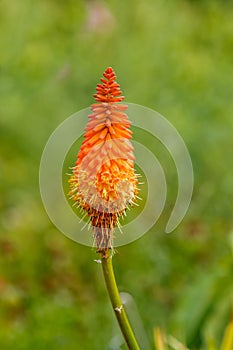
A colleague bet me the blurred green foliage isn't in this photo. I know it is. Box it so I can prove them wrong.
[0,0,233,349]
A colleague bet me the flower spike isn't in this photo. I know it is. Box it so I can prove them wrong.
[69,67,138,253]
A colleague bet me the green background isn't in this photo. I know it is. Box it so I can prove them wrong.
[0,0,233,349]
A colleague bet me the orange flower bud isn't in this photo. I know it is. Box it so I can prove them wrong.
[69,67,138,252]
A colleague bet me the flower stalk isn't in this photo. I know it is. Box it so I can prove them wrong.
[100,249,141,350]
[69,67,140,349]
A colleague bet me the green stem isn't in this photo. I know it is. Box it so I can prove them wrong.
[100,250,141,350]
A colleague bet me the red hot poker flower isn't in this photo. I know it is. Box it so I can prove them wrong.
[69,67,138,253]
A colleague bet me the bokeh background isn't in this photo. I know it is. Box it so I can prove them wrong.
[0,0,233,349]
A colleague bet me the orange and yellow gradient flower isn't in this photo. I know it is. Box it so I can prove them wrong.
[69,67,138,253]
